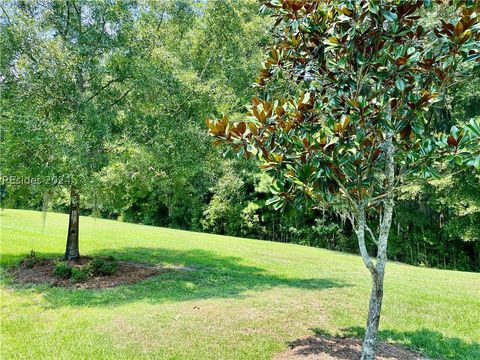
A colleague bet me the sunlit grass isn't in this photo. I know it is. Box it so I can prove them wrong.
[1,209,479,359]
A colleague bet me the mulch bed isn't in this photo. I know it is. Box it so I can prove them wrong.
[273,334,428,360]
[9,256,181,289]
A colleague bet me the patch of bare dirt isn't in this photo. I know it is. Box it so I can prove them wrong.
[10,256,185,289]
[273,334,428,360]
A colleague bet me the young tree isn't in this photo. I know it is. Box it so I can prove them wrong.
[1,1,140,259]
[208,1,480,358]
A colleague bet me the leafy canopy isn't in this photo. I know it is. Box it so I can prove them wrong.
[208,0,480,214]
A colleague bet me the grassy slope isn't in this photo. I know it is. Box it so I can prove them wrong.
[0,209,479,360]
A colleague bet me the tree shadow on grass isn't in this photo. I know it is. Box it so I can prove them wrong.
[2,247,349,308]
[304,326,480,360]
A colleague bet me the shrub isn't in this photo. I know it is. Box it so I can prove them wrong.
[70,268,89,283]
[86,258,118,276]
[53,261,72,279]
[20,250,38,269]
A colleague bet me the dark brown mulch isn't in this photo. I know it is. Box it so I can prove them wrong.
[273,334,428,360]
[10,256,184,289]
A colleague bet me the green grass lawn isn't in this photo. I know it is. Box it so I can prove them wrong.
[1,209,479,360]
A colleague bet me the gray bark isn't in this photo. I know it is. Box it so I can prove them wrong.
[361,269,384,360]
[64,187,80,260]
[360,132,395,360]
[64,3,82,262]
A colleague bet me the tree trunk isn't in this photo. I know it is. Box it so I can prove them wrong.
[361,270,384,360]
[64,187,80,260]
[359,132,395,360]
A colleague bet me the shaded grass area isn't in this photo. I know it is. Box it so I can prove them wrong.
[2,247,347,307]
[311,327,480,360]
[1,209,479,359]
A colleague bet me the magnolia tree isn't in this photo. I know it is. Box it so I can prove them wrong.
[207,1,480,358]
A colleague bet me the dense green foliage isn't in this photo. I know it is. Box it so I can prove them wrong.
[1,1,479,271]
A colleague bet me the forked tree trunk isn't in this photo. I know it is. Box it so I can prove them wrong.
[358,132,395,360]
[64,187,80,260]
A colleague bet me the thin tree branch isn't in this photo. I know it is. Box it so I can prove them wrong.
[331,172,357,209]
[365,224,378,245]
[357,204,376,274]
[85,78,119,102]
[100,88,132,113]
[0,5,12,25]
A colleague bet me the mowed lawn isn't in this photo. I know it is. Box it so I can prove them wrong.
[0,209,479,360]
